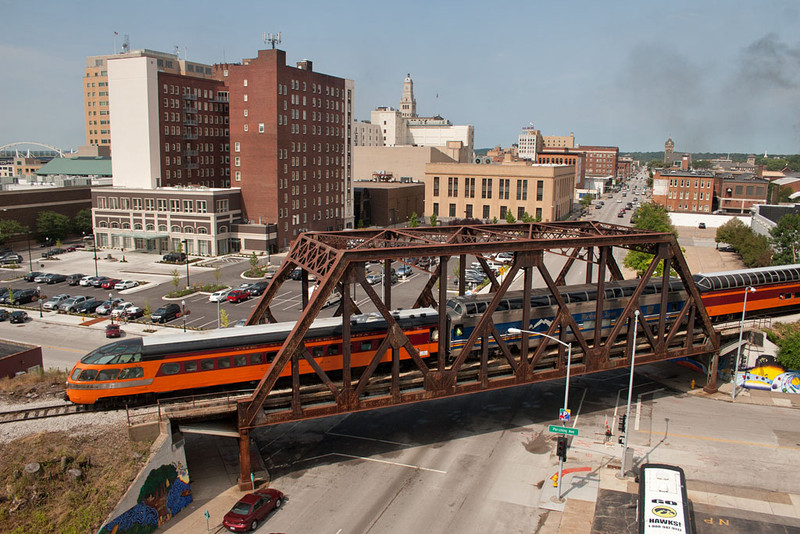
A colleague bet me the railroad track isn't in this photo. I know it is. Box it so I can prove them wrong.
[0,402,105,424]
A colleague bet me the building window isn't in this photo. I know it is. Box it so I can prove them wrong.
[481,178,492,199]
[433,176,439,196]
[536,180,544,201]
[518,207,525,220]
[465,204,473,218]
[259,123,265,133]
[235,171,241,182]
[234,142,240,152]
[197,200,207,213]
[183,200,194,213]
[500,206,507,219]
[449,204,456,217]
[235,157,240,167]
[432,202,439,216]
[535,207,542,220]
[216,199,229,212]
[483,205,490,219]
[516,180,527,201]
[170,200,180,212]
[145,198,154,211]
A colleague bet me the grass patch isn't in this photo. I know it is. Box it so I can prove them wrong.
[165,282,227,299]
[0,369,67,401]
[0,428,151,533]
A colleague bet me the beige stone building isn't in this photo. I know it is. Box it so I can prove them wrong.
[353,143,464,183]
[425,161,575,222]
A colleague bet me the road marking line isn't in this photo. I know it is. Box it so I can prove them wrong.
[330,452,447,475]
[326,431,411,447]
[40,344,84,353]
[636,429,799,450]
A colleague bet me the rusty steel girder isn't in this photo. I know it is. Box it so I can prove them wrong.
[234,222,720,487]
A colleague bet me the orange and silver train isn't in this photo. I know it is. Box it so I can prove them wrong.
[66,264,800,405]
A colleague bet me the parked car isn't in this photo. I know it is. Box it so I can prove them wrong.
[0,253,22,264]
[396,265,413,278]
[42,294,70,310]
[60,296,89,312]
[24,271,44,282]
[9,310,29,324]
[151,303,181,323]
[105,323,121,338]
[162,252,187,263]
[8,288,39,305]
[101,278,121,289]
[247,282,269,296]
[114,280,139,290]
[122,306,144,319]
[44,273,67,284]
[0,289,19,304]
[78,276,95,287]
[49,247,66,255]
[95,298,124,316]
[76,299,102,314]
[34,273,51,283]
[0,309,9,321]
[366,273,382,285]
[111,302,140,318]
[90,276,111,288]
[222,487,284,533]
[227,289,251,303]
[209,288,232,302]
[288,268,316,281]
[66,274,85,286]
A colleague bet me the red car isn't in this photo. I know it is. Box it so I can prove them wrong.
[222,487,284,532]
[101,278,121,289]
[227,289,250,303]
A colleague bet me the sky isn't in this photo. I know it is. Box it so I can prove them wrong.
[2,0,800,155]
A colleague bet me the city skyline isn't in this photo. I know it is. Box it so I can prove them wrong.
[2,0,800,154]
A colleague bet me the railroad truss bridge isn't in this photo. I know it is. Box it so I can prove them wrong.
[198,222,722,489]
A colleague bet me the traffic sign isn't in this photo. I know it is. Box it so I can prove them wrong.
[549,425,579,436]
[559,408,571,421]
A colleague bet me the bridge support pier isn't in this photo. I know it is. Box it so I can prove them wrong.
[238,428,253,491]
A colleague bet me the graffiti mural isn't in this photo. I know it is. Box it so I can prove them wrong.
[736,355,800,394]
[101,461,192,534]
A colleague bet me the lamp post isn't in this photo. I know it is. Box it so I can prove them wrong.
[181,299,186,332]
[84,232,99,278]
[732,287,756,401]
[182,240,189,289]
[109,292,114,324]
[217,297,221,329]
[620,310,640,477]
[508,326,571,501]
[26,230,32,271]
[37,286,42,317]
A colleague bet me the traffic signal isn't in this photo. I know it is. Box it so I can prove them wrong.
[618,414,627,433]
[556,436,568,461]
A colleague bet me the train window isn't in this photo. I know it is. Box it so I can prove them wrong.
[313,346,325,357]
[70,368,81,381]
[531,296,550,307]
[266,351,277,363]
[81,339,142,365]
[621,286,635,297]
[466,303,478,315]
[118,367,143,379]
[360,341,372,351]
[234,355,248,367]
[78,369,98,381]
[796,292,800,299]
[448,301,464,316]
[568,291,588,302]
[201,359,215,371]
[495,300,510,311]
[328,344,339,355]
[96,369,120,381]
[250,353,264,365]
[185,361,198,372]
[475,301,488,314]
[508,299,523,310]
[160,363,180,375]
[217,357,231,369]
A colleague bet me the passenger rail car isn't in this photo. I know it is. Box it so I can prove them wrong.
[66,308,439,405]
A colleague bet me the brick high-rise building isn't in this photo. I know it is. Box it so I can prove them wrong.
[215,49,354,247]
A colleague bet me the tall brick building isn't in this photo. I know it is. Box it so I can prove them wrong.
[215,49,354,248]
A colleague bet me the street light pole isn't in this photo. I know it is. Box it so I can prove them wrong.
[182,240,190,289]
[620,310,640,477]
[182,299,186,332]
[732,287,756,401]
[26,231,32,271]
[508,326,571,501]
[37,286,42,317]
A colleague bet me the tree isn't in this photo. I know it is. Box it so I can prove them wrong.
[579,194,595,208]
[171,269,180,291]
[504,211,516,223]
[429,213,437,226]
[521,212,536,223]
[0,219,27,245]
[770,324,800,370]
[774,184,794,203]
[35,211,70,243]
[71,208,92,235]
[692,160,713,169]
[249,251,259,271]
[219,309,230,328]
[492,216,499,224]
[770,213,800,265]
[739,232,771,267]
[408,212,419,228]
[715,218,749,249]
[213,266,222,284]
[623,203,677,276]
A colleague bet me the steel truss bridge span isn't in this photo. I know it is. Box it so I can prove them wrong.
[230,221,719,489]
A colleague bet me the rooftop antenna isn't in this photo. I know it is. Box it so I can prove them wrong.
[263,32,282,49]
[121,34,130,54]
